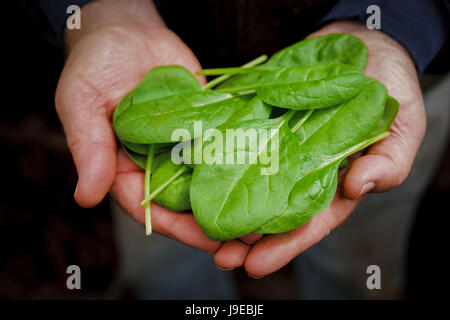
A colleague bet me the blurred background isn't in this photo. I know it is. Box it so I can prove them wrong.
[1,0,448,299]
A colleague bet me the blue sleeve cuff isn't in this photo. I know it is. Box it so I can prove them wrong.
[320,0,449,75]
[31,0,93,46]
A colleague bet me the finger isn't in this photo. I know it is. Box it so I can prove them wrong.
[214,240,251,270]
[244,195,360,278]
[151,28,206,85]
[116,147,142,174]
[111,149,222,253]
[240,232,263,244]
[55,74,117,208]
[194,71,206,86]
[340,26,427,199]
[342,100,426,199]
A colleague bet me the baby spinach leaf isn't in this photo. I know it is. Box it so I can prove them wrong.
[256,64,365,109]
[191,79,388,240]
[114,64,205,217]
[122,144,147,169]
[256,161,339,233]
[122,143,175,169]
[190,111,304,240]
[216,33,368,94]
[122,141,149,155]
[133,72,268,212]
[338,158,349,168]
[257,80,391,233]
[204,63,366,109]
[113,65,238,145]
[219,95,272,125]
[133,66,202,104]
[256,129,392,233]
[114,66,203,158]
[123,141,173,156]
[114,91,238,144]
[151,151,193,212]
[367,95,399,137]
[113,89,135,124]
[265,33,368,70]
[140,96,272,209]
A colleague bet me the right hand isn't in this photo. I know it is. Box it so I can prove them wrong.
[55,0,221,253]
[214,20,428,276]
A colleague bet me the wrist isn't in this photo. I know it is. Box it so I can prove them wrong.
[65,0,166,50]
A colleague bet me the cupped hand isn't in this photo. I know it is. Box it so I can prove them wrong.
[214,20,427,277]
[55,1,221,253]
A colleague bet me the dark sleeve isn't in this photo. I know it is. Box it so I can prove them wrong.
[21,0,93,47]
[320,0,449,76]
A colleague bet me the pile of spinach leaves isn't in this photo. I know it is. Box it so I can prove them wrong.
[112,33,398,240]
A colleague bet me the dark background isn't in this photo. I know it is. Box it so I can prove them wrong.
[1,1,448,299]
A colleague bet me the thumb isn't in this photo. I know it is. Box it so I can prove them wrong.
[55,74,117,208]
[343,104,426,199]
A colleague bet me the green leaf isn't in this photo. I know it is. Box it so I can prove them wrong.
[122,144,173,170]
[151,152,193,212]
[367,95,399,137]
[256,162,339,233]
[122,143,147,169]
[190,112,302,240]
[113,89,135,124]
[146,95,272,211]
[133,66,202,104]
[191,79,387,240]
[213,63,366,109]
[255,63,366,109]
[219,95,272,126]
[257,80,389,233]
[122,141,149,155]
[114,91,238,144]
[123,141,173,155]
[217,33,368,94]
[114,66,204,156]
[114,66,237,144]
[265,33,368,70]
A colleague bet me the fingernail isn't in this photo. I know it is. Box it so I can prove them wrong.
[248,274,264,279]
[359,182,375,197]
[216,265,235,271]
[74,182,79,199]
[240,233,263,244]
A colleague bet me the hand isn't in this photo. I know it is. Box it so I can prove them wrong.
[213,20,427,277]
[55,0,221,253]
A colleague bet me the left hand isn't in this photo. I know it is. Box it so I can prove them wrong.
[213,20,427,277]
[55,0,222,253]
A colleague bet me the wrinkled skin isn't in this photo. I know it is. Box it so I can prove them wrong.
[55,0,425,278]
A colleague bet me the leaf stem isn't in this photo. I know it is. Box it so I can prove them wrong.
[140,165,189,207]
[290,109,314,133]
[282,110,297,122]
[202,55,268,90]
[144,144,155,236]
[199,67,254,76]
